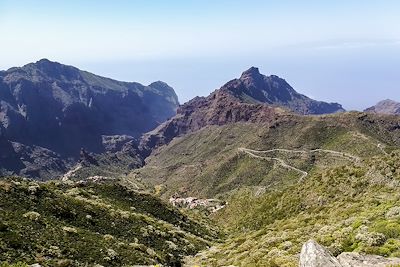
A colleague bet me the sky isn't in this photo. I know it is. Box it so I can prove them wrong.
[0,0,400,110]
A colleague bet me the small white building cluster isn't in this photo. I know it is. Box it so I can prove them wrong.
[169,196,226,213]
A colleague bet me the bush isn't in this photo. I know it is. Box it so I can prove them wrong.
[374,221,400,239]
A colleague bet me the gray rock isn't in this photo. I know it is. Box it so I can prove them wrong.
[299,240,400,267]
[338,252,400,267]
[299,239,342,267]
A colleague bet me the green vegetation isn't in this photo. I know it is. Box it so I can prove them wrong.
[127,112,400,266]
[133,112,400,199]
[184,150,400,266]
[4,111,400,266]
[0,263,28,267]
[0,178,219,266]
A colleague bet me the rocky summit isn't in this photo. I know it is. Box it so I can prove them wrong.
[365,99,400,115]
[222,67,344,115]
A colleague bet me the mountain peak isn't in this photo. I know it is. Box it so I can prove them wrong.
[148,81,179,105]
[149,80,171,89]
[364,99,400,115]
[18,59,81,81]
[221,67,344,115]
[240,67,262,78]
[377,99,398,105]
[36,58,55,64]
[31,58,63,69]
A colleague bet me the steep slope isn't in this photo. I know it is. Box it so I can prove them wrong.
[134,112,400,199]
[139,67,344,156]
[365,99,400,115]
[0,59,179,179]
[0,177,219,266]
[187,149,400,266]
[139,89,284,156]
[127,111,400,267]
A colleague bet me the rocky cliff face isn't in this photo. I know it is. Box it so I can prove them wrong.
[139,88,284,156]
[0,59,179,178]
[364,99,400,115]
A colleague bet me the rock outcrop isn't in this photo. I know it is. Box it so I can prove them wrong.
[364,99,400,115]
[337,252,400,267]
[299,240,342,267]
[139,89,283,156]
[299,240,400,267]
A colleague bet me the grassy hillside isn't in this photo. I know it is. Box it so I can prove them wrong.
[132,112,400,199]
[3,111,400,267]
[0,177,219,266]
[186,150,400,266]
[125,111,400,266]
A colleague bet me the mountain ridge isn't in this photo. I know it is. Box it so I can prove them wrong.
[223,67,344,115]
[138,67,345,156]
[0,59,179,179]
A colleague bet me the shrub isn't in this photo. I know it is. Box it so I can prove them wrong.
[374,221,400,239]
[22,211,41,221]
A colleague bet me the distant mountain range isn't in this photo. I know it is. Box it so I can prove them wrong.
[0,59,179,178]
[0,62,351,179]
[365,99,400,115]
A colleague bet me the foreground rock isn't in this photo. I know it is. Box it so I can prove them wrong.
[338,252,400,267]
[300,240,400,267]
[299,240,342,267]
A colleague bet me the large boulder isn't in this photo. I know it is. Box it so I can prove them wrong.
[299,240,400,267]
[299,240,342,267]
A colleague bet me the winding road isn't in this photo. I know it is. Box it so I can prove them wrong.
[238,147,360,182]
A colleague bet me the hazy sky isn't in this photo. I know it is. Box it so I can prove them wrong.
[1,0,400,110]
